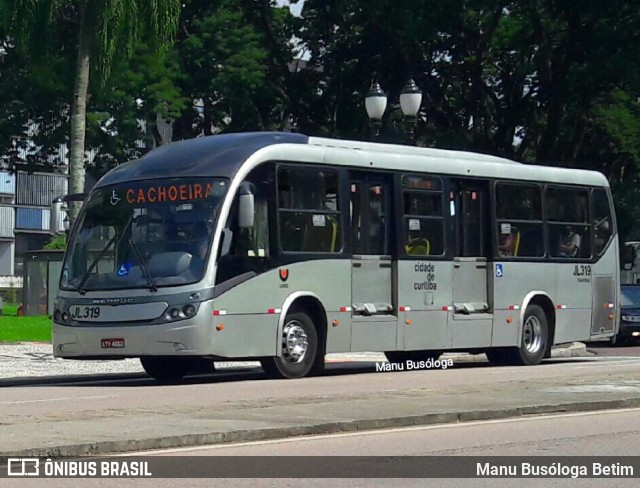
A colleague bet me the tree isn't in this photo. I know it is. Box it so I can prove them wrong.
[1,0,181,222]
[0,14,75,172]
[172,0,295,139]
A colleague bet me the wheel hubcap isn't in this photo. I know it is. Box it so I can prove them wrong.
[523,315,543,354]
[282,321,308,363]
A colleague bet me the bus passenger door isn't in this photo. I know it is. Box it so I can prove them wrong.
[349,174,397,351]
[448,180,492,347]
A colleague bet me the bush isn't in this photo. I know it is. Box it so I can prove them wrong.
[4,287,18,304]
[44,233,67,250]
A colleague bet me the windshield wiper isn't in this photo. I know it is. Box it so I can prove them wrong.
[77,233,120,295]
[76,215,133,295]
[128,238,158,292]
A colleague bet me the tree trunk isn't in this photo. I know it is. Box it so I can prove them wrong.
[68,3,91,226]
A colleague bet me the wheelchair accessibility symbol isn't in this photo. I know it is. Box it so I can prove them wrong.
[495,264,504,278]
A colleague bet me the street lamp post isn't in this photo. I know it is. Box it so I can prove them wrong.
[364,81,387,139]
[365,78,423,144]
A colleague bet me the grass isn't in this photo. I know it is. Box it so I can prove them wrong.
[2,303,18,316]
[0,303,52,343]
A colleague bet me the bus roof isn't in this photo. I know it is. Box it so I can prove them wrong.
[95,132,309,188]
[94,131,608,189]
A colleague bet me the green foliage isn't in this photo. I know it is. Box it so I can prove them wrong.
[3,289,18,305]
[2,0,640,229]
[43,234,67,250]
[0,316,52,343]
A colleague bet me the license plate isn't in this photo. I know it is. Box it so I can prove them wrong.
[101,338,125,349]
[67,303,168,322]
[70,305,102,320]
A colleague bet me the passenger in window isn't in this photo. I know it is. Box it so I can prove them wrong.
[558,226,581,258]
[594,217,610,254]
[498,232,515,257]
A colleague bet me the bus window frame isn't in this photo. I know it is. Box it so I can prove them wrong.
[590,187,615,258]
[275,163,346,256]
[544,184,594,262]
[398,173,447,259]
[492,181,545,261]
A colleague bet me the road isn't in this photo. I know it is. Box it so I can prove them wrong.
[5,408,640,487]
[2,355,640,456]
[587,342,640,357]
[2,356,640,421]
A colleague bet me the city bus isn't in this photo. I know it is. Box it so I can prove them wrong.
[52,132,619,381]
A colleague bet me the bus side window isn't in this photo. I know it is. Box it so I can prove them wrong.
[546,187,591,259]
[278,168,341,253]
[592,189,613,256]
[495,183,543,258]
[403,190,444,256]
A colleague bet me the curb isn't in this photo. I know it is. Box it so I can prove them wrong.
[1,395,639,461]
[550,342,588,358]
[0,372,148,387]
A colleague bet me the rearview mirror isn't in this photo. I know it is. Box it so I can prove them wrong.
[238,183,255,228]
[50,194,85,234]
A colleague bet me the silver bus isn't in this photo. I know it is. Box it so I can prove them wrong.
[53,132,619,380]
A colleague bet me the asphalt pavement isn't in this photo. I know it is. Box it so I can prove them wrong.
[5,341,640,460]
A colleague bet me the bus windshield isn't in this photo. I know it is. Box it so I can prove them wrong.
[61,178,229,292]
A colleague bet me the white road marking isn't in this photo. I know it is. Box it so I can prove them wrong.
[122,407,640,456]
[0,395,117,405]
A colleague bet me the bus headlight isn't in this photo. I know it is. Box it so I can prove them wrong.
[164,303,200,322]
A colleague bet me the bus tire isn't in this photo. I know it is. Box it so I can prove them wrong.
[515,304,549,365]
[140,356,190,382]
[261,311,318,379]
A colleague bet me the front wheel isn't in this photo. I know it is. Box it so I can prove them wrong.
[140,356,215,382]
[610,333,625,347]
[140,356,190,382]
[261,311,318,379]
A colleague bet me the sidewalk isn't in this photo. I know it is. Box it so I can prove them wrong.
[0,342,588,384]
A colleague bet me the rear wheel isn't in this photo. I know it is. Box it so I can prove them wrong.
[518,305,549,365]
[261,311,318,379]
[486,304,549,366]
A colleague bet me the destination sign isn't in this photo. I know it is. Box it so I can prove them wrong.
[105,178,228,206]
[125,182,215,204]
[402,175,442,191]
